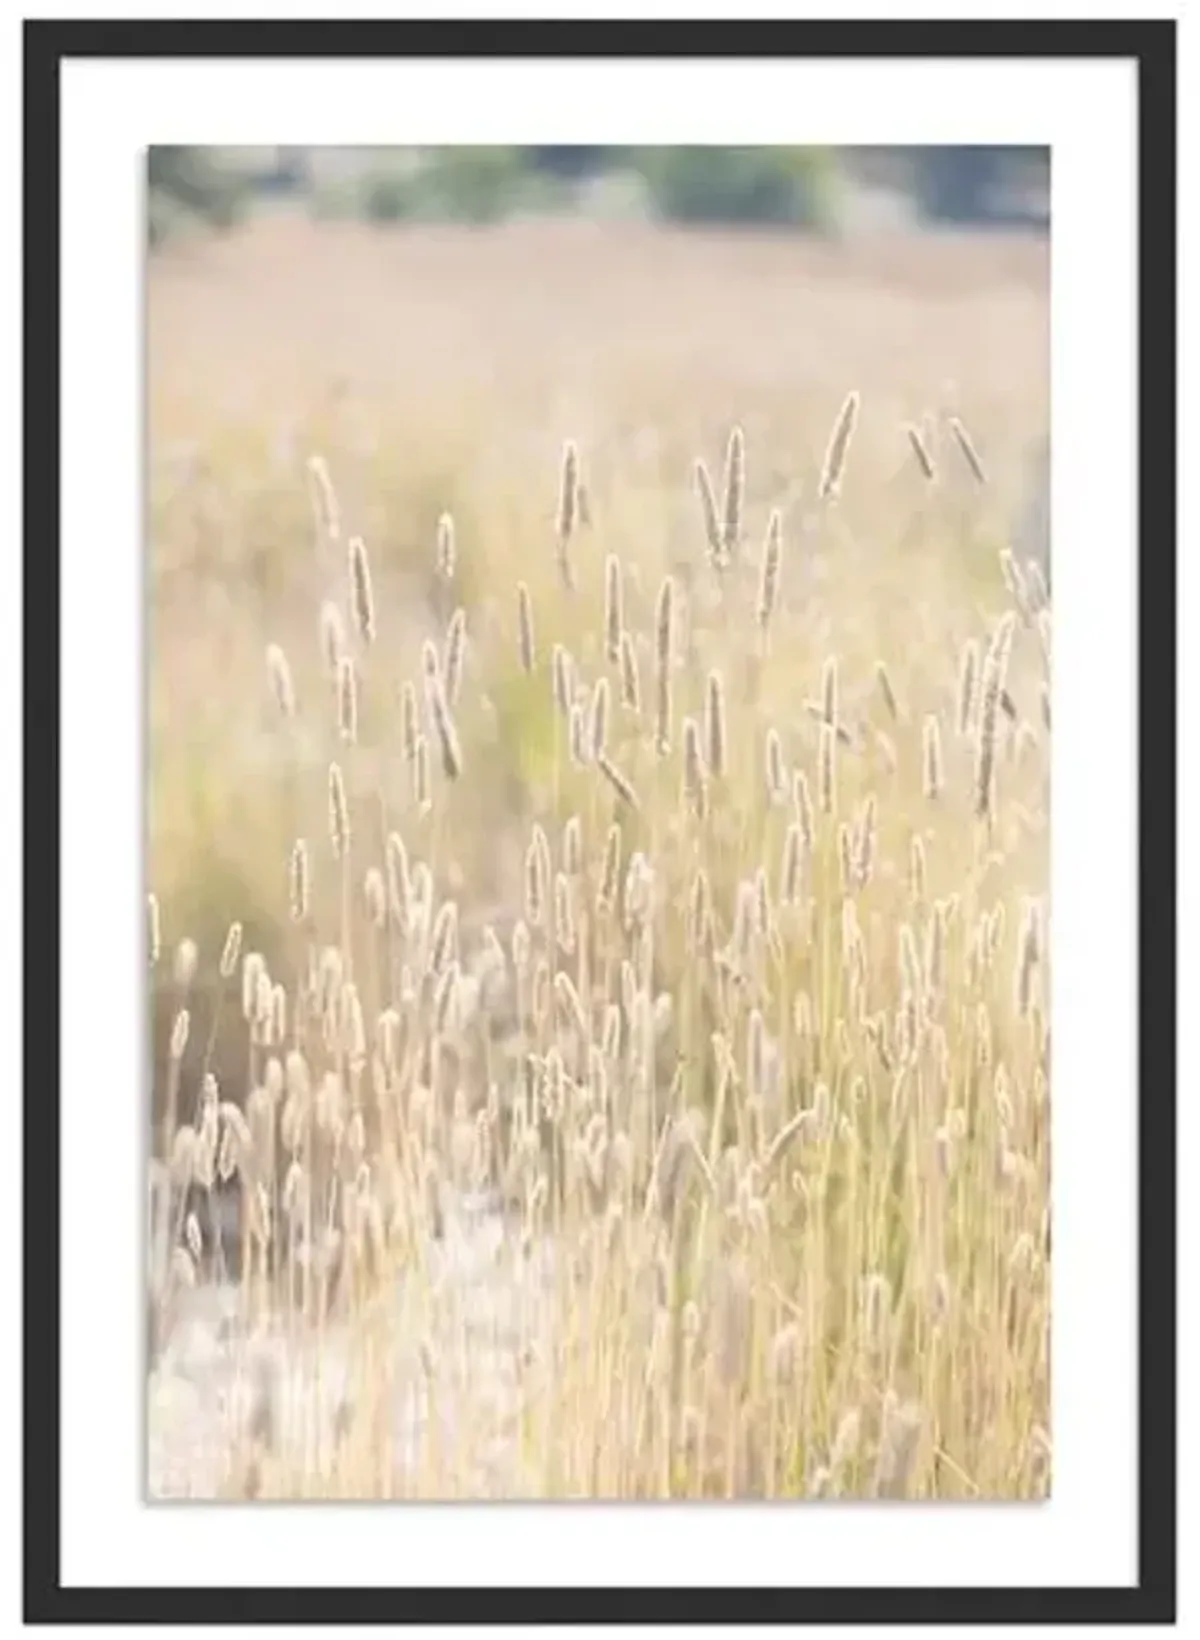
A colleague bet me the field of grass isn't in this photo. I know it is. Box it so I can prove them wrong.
[146,213,1051,1500]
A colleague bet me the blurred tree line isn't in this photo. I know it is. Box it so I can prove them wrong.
[147,144,1048,244]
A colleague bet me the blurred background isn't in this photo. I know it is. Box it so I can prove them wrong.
[148,143,1049,243]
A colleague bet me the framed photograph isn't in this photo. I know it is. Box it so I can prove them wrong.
[23,13,1177,1626]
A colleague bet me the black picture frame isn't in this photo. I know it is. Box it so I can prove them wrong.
[22,16,1177,1627]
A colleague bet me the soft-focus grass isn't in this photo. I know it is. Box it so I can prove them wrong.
[147,213,1050,1500]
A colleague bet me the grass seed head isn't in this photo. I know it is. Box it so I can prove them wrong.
[556,439,579,587]
[562,814,582,877]
[173,937,198,990]
[780,822,804,906]
[435,511,456,581]
[922,714,944,800]
[604,554,624,663]
[854,795,877,886]
[683,715,708,820]
[327,761,350,857]
[757,509,783,632]
[695,457,723,566]
[337,654,358,745]
[289,839,310,923]
[169,1007,190,1062]
[348,534,376,645]
[386,831,411,926]
[618,629,641,713]
[956,639,979,740]
[319,600,345,681]
[597,751,640,811]
[948,414,987,484]
[426,667,464,781]
[875,661,899,722]
[819,390,860,501]
[306,452,341,546]
[400,680,419,763]
[721,424,745,561]
[653,576,675,756]
[552,643,574,719]
[516,581,536,674]
[765,727,786,806]
[147,892,160,967]
[596,823,622,917]
[905,422,936,480]
[443,607,467,706]
[218,921,243,980]
[793,770,815,850]
[589,675,611,761]
[413,735,431,812]
[364,866,387,930]
[265,643,296,719]
[818,721,837,815]
[704,670,727,781]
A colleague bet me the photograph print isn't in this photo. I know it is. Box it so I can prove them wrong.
[145,139,1053,1504]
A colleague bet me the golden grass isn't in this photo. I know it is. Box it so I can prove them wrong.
[147,213,1050,1501]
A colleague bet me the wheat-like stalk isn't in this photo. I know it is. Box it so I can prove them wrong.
[425,665,463,781]
[818,722,837,815]
[266,643,296,719]
[922,714,943,801]
[556,439,579,588]
[956,639,979,740]
[819,390,860,501]
[436,512,456,581]
[974,613,1017,821]
[596,823,621,918]
[147,892,160,967]
[218,921,243,980]
[604,554,624,664]
[705,671,727,781]
[757,509,782,634]
[337,655,358,745]
[306,453,341,544]
[654,576,674,757]
[553,644,574,720]
[875,661,899,722]
[289,839,310,923]
[721,425,745,562]
[619,630,641,713]
[695,458,723,566]
[764,727,786,807]
[597,752,640,810]
[400,680,419,763]
[516,582,536,674]
[682,716,708,820]
[948,414,987,485]
[171,937,198,991]
[905,422,936,481]
[348,535,376,646]
[443,607,467,707]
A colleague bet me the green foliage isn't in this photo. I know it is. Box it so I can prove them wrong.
[638,146,840,230]
[320,148,559,229]
[360,168,416,224]
[526,146,619,180]
[414,147,529,224]
[147,147,247,244]
[310,146,846,234]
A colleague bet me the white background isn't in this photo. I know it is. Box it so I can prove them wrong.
[1,0,1193,1618]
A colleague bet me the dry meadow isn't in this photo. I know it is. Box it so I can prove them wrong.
[146,213,1051,1500]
